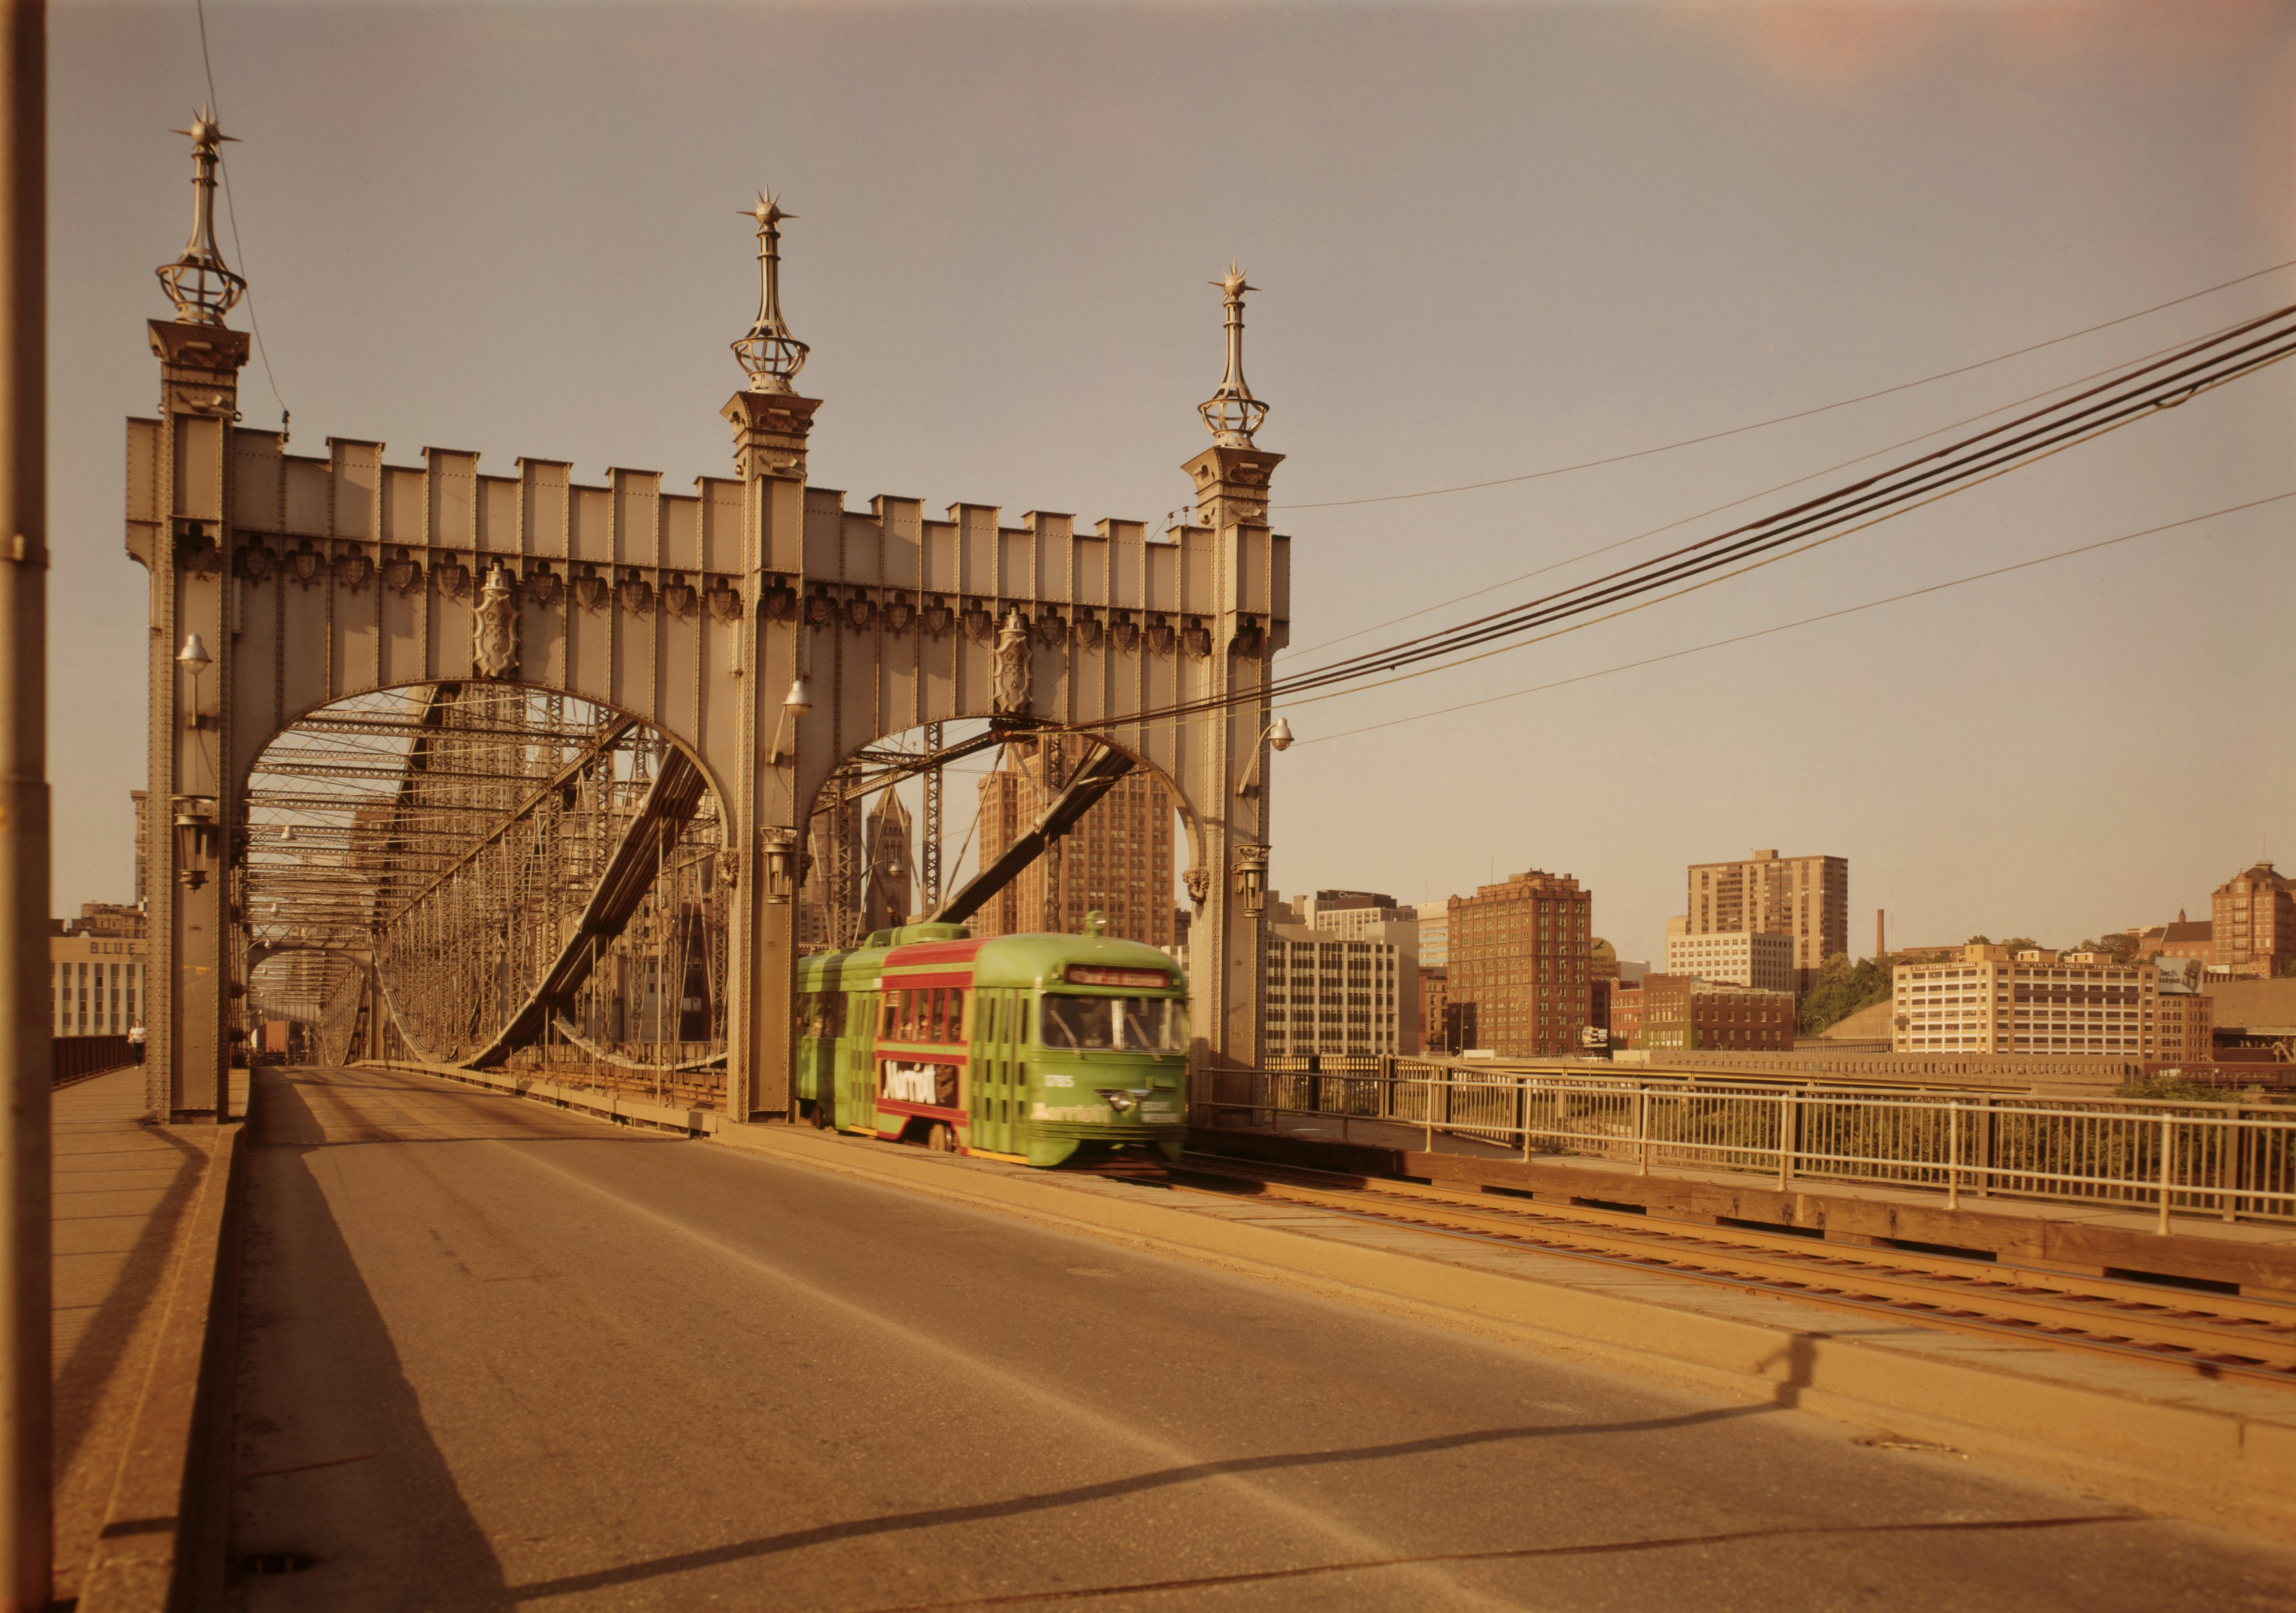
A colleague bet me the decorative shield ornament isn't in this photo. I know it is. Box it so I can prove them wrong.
[233,543,274,584]
[762,583,798,622]
[383,551,421,596]
[1147,618,1175,656]
[962,605,994,645]
[885,598,915,634]
[521,567,561,609]
[619,576,655,616]
[707,581,744,624]
[334,551,373,592]
[472,567,520,680]
[662,576,698,620]
[573,570,609,613]
[923,600,954,638]
[1034,612,1065,647]
[1113,616,1140,653]
[844,592,874,631]
[1183,620,1213,658]
[434,558,472,601]
[804,591,835,628]
[289,545,323,588]
[1231,619,1265,657]
[1076,614,1104,651]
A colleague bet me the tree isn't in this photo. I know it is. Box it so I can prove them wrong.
[1797,952,1894,1036]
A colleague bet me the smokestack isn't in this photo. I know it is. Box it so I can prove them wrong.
[1876,908,1885,960]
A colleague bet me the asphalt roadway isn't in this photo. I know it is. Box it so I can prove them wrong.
[230,1064,2296,1612]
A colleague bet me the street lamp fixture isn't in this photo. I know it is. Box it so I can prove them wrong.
[768,676,811,763]
[1234,714,1294,796]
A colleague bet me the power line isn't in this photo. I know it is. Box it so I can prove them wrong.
[1279,308,2272,663]
[1275,254,2296,511]
[1061,304,2296,737]
[193,0,287,430]
[1293,491,2295,748]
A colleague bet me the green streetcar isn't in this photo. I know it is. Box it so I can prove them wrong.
[794,921,1190,1168]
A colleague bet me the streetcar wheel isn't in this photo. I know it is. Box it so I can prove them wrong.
[810,1101,831,1131]
[927,1123,957,1153]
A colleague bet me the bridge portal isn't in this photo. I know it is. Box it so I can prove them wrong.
[128,127,1290,1123]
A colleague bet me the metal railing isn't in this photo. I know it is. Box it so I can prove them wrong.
[51,1035,134,1086]
[1196,1059,2296,1231]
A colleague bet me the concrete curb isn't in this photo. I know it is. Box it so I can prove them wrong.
[709,1120,2296,1544]
[76,1122,246,1613]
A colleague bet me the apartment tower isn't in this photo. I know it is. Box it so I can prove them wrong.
[1686,848,1848,994]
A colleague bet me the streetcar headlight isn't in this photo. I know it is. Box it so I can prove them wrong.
[1097,1089,1137,1114]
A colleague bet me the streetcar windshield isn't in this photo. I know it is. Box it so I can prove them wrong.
[1039,994,1188,1052]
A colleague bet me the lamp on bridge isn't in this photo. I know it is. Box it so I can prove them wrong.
[768,676,811,764]
[1234,715,1293,797]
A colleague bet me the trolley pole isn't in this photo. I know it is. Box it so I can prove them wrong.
[0,4,47,1608]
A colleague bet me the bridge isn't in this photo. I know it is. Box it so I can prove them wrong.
[30,120,2296,1613]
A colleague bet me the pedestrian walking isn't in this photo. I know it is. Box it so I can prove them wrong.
[127,1021,147,1065]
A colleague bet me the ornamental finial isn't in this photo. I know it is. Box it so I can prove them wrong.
[155,109,246,326]
[1198,261,1268,448]
[732,189,809,393]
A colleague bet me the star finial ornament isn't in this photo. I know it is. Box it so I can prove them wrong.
[155,107,246,325]
[731,184,808,392]
[1198,258,1268,448]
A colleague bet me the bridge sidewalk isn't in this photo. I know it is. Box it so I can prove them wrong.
[1193,1111,2296,1296]
[53,1067,247,1612]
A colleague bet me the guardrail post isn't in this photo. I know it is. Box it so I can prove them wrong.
[2157,1113,2175,1236]
[1519,1075,1531,1162]
[1635,1084,1648,1177]
[1776,1090,1793,1190]
[1947,1101,1961,1211]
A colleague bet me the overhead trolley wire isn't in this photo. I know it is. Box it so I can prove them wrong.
[1278,298,2296,662]
[1274,253,2296,511]
[1294,491,2296,748]
[1060,302,2296,737]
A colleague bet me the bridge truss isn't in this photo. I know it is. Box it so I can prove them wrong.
[240,685,729,1090]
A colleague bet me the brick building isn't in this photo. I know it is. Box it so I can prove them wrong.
[1445,869,1592,1058]
[1609,974,1794,1052]
[1685,848,1847,994]
[2212,862,2295,979]
[1417,967,1451,1053]
[972,740,1176,948]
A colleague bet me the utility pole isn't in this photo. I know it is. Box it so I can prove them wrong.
[0,4,48,1607]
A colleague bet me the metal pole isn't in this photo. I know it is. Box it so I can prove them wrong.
[2157,1114,2174,1236]
[0,6,47,1606]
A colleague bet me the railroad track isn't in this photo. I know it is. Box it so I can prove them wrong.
[1162,1153,2296,1385]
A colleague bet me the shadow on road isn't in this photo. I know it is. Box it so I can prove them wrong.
[504,1403,1780,1602]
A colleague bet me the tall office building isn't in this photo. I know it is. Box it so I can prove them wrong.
[1685,848,1847,994]
[972,740,1177,947]
[1446,869,1593,1058]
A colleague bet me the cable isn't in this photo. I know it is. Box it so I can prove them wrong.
[1275,254,2296,511]
[194,0,288,432]
[1064,305,2296,736]
[1293,491,2295,747]
[1278,303,2286,662]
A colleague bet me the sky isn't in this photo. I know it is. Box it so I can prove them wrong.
[48,0,2296,966]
